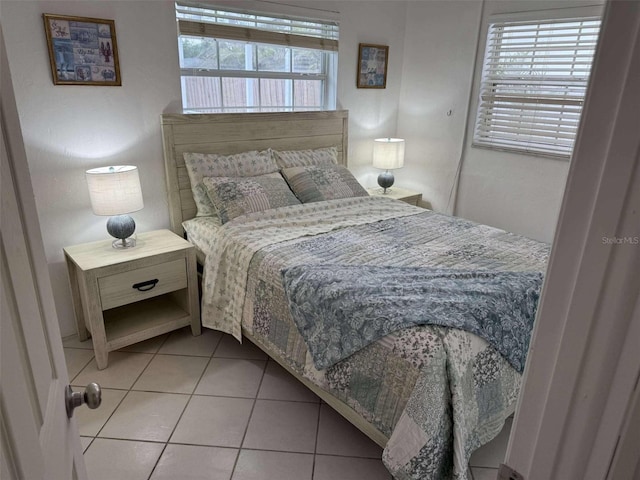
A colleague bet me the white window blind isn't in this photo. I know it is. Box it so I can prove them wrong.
[473,16,601,158]
[175,2,339,112]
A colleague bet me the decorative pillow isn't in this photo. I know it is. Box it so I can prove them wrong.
[281,165,368,203]
[183,150,278,217]
[202,173,301,224]
[273,146,338,168]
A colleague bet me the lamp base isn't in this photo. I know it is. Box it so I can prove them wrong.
[111,237,136,249]
[377,171,395,193]
[106,215,137,249]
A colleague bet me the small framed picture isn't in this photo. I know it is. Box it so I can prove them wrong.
[357,43,389,89]
[43,14,121,86]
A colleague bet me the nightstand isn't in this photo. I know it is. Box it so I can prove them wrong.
[64,229,201,369]
[367,186,422,206]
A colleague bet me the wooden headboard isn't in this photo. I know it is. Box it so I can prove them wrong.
[161,110,349,235]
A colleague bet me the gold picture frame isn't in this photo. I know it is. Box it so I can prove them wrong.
[357,43,389,89]
[43,14,121,86]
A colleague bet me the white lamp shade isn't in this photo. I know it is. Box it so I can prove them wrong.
[372,138,405,170]
[86,165,144,216]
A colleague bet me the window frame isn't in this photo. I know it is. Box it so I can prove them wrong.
[175,3,338,113]
[472,6,603,159]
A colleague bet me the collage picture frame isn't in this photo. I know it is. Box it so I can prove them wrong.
[43,14,121,86]
[357,43,389,89]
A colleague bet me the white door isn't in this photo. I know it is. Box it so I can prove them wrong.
[0,27,89,480]
[505,1,640,479]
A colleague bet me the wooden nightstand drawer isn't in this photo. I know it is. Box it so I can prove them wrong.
[98,258,187,310]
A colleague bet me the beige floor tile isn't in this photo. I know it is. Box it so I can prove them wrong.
[257,361,319,403]
[469,417,511,468]
[99,391,189,442]
[64,348,94,381]
[243,400,319,453]
[158,326,222,356]
[316,404,382,458]
[76,388,127,437]
[72,351,153,390]
[471,467,499,480]
[62,334,94,350]
[214,335,267,360]
[150,444,237,480]
[171,395,254,448]
[232,449,313,480]
[313,455,392,480]
[119,334,169,353]
[133,354,209,394]
[84,438,164,480]
[195,358,266,398]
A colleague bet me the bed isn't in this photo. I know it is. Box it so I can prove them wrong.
[161,110,549,479]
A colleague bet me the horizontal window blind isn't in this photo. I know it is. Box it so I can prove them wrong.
[176,3,339,51]
[473,17,601,158]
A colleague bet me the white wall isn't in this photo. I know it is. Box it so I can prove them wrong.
[2,0,181,338]
[396,0,483,212]
[1,0,408,337]
[333,1,408,187]
[455,0,605,243]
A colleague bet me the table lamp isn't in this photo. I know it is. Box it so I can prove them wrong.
[373,138,405,193]
[86,165,144,248]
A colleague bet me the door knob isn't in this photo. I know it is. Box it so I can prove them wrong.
[66,382,102,418]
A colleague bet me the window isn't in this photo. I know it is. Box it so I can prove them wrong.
[175,3,339,112]
[473,16,601,158]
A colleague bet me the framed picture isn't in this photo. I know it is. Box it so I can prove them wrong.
[43,14,121,86]
[357,43,389,89]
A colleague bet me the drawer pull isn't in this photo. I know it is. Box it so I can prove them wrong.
[132,279,159,292]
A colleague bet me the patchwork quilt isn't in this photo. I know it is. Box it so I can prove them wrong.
[197,196,549,479]
[281,265,543,372]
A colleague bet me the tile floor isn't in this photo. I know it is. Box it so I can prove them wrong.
[64,327,510,480]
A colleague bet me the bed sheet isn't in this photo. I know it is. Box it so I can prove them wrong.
[182,216,222,264]
[194,196,550,479]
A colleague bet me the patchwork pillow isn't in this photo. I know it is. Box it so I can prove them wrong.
[273,146,338,168]
[202,173,301,224]
[281,164,368,203]
[183,150,278,217]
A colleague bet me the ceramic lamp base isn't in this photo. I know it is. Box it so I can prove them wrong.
[377,171,395,193]
[106,215,136,249]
